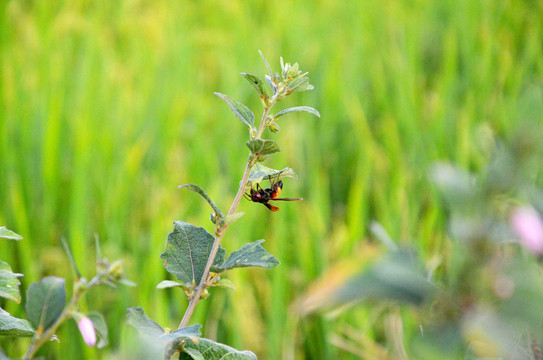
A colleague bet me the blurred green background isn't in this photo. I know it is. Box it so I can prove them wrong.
[1,0,542,359]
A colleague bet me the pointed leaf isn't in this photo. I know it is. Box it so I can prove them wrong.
[87,311,108,349]
[274,106,320,120]
[126,307,165,337]
[241,73,269,102]
[0,261,22,303]
[246,139,281,156]
[220,212,245,227]
[178,184,224,219]
[217,240,279,271]
[0,311,35,337]
[179,338,257,360]
[286,77,313,93]
[156,280,186,290]
[265,75,277,94]
[160,221,226,284]
[215,278,236,291]
[258,50,272,76]
[248,164,297,185]
[0,227,22,241]
[25,276,66,331]
[214,93,255,129]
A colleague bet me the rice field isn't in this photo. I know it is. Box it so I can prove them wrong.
[1,0,543,358]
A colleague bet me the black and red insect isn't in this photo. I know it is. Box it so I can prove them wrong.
[244,177,302,212]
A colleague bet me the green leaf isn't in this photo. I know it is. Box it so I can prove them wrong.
[126,307,165,338]
[215,278,236,291]
[287,77,313,93]
[87,311,108,349]
[156,280,186,290]
[179,338,257,360]
[127,307,200,351]
[264,75,277,94]
[178,184,224,219]
[220,212,245,227]
[0,260,23,304]
[162,324,200,342]
[246,139,281,156]
[214,93,255,129]
[241,73,269,102]
[248,164,297,185]
[25,276,66,331]
[216,240,279,271]
[274,106,320,120]
[160,221,226,284]
[0,311,35,337]
[258,50,272,76]
[0,227,22,241]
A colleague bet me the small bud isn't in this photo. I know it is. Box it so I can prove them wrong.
[77,316,96,347]
[201,289,210,299]
[210,213,218,224]
[257,155,267,162]
[250,128,257,139]
[107,260,124,281]
[268,122,280,133]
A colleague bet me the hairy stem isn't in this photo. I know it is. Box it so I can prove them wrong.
[178,96,277,329]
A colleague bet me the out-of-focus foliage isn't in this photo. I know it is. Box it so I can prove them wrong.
[301,121,543,359]
[1,0,543,359]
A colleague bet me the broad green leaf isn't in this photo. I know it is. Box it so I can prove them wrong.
[258,50,272,76]
[274,106,320,120]
[220,212,245,227]
[248,164,297,185]
[0,311,35,337]
[126,307,165,337]
[0,227,22,241]
[0,260,23,303]
[215,278,236,290]
[178,184,224,219]
[246,139,281,156]
[160,221,226,284]
[216,240,279,271]
[87,312,108,349]
[25,277,66,331]
[179,338,257,360]
[240,73,269,102]
[214,93,255,129]
[156,280,186,290]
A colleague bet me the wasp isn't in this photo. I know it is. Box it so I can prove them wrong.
[244,177,302,212]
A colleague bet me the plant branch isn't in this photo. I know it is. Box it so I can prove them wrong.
[23,269,111,359]
[23,282,87,359]
[177,96,277,329]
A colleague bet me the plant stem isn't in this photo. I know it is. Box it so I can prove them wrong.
[177,96,277,329]
[23,285,84,359]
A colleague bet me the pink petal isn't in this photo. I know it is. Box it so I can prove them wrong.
[77,316,97,346]
[511,206,543,254]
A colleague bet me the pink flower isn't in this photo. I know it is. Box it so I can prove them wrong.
[77,316,96,346]
[511,206,543,254]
